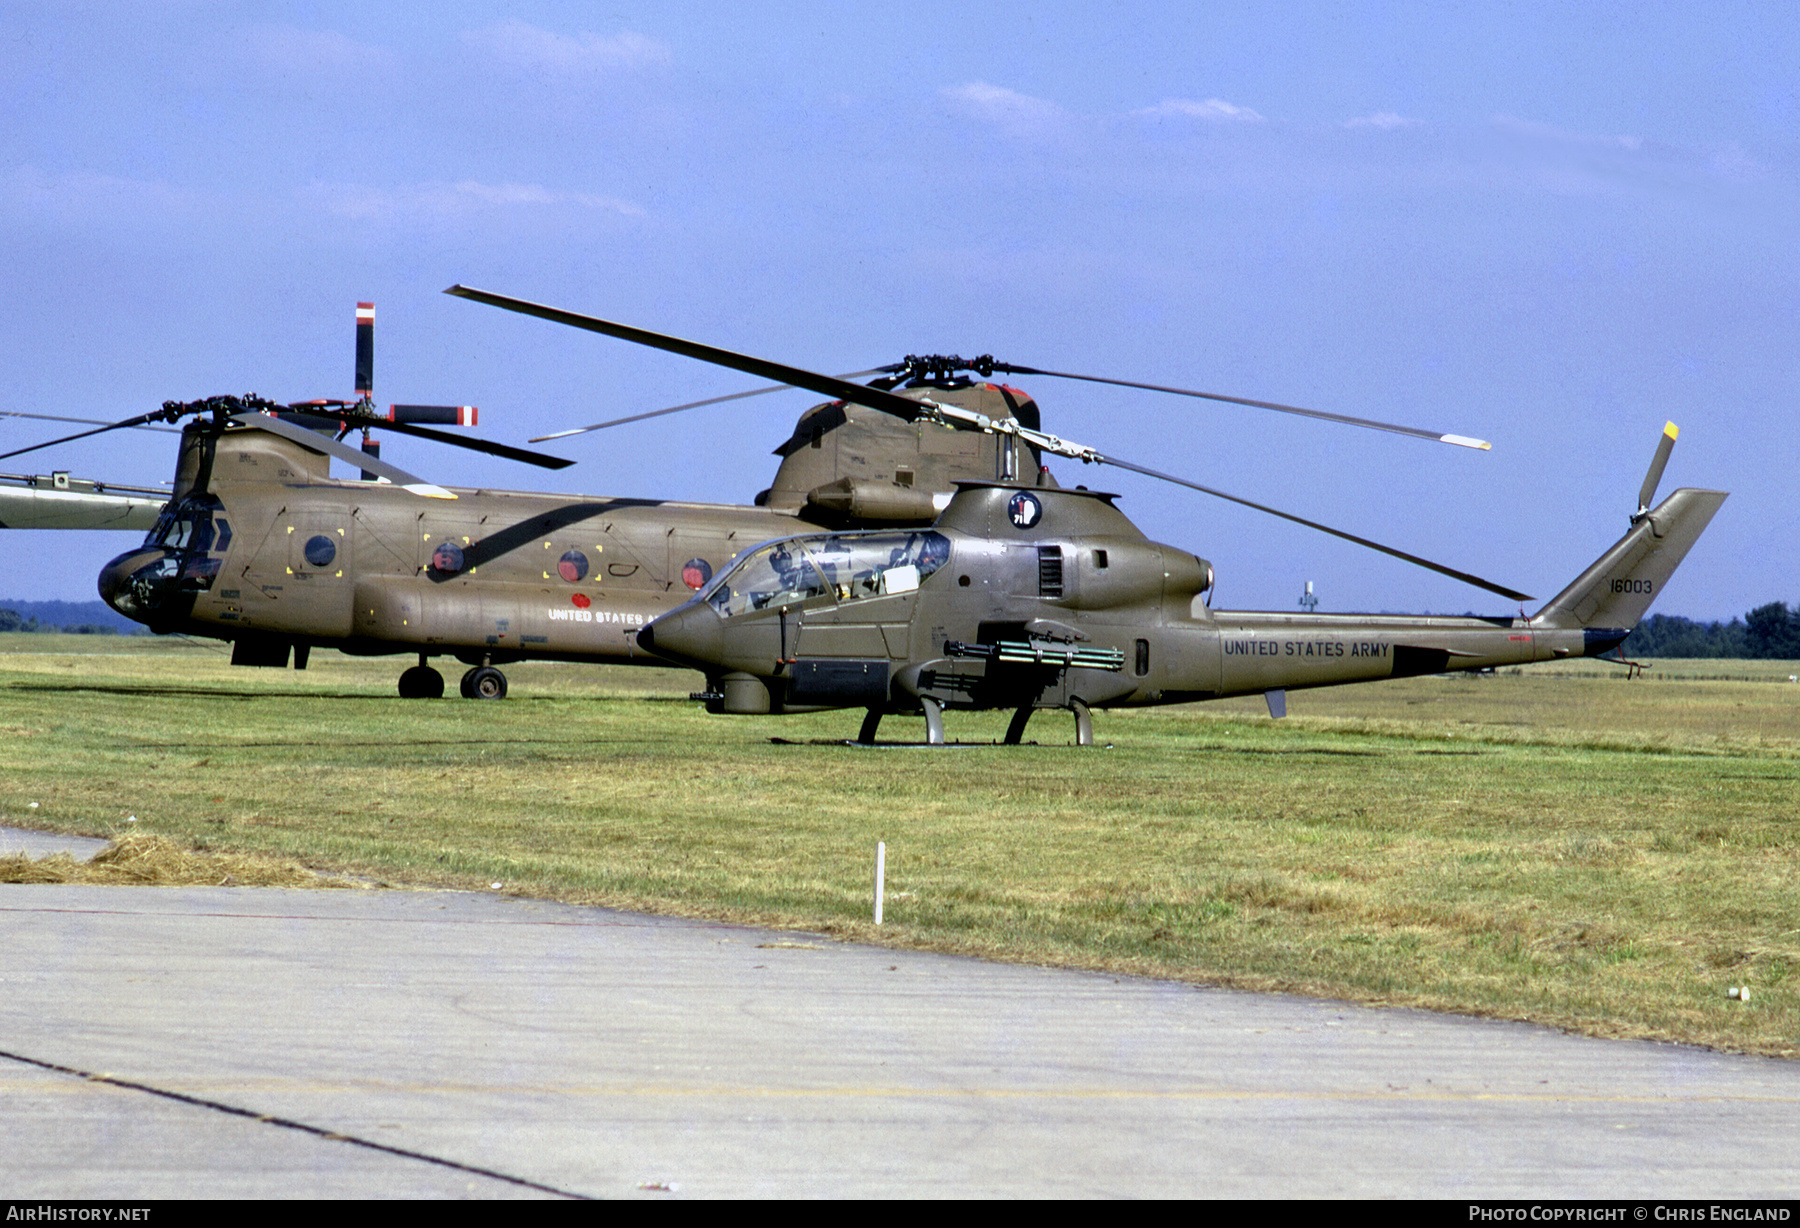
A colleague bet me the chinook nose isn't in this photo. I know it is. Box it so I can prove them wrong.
[98,547,180,626]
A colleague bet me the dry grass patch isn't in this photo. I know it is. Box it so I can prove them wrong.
[0,831,361,888]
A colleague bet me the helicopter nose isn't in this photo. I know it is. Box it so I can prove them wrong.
[98,547,180,626]
[637,601,722,670]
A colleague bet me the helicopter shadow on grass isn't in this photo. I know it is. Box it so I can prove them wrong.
[3,678,693,708]
[7,680,427,702]
[774,735,1420,757]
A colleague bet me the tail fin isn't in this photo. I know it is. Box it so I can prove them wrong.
[1533,488,1728,638]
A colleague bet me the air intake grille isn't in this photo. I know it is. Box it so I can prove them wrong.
[1037,546,1064,598]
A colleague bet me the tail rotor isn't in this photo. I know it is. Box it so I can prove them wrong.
[1634,421,1679,523]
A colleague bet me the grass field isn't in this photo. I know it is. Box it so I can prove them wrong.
[3,633,1797,1056]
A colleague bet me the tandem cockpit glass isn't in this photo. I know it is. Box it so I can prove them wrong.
[704,531,950,618]
[145,493,232,555]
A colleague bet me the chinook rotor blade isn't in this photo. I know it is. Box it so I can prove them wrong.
[281,406,573,470]
[378,417,572,469]
[1635,421,1679,517]
[0,405,189,462]
[239,411,456,499]
[1088,452,1531,602]
[446,285,939,423]
[529,368,901,443]
[990,363,1490,450]
[1,410,181,434]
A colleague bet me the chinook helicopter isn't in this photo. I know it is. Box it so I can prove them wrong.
[2,286,1501,701]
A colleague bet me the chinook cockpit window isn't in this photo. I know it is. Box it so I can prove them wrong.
[146,494,230,555]
[705,531,950,618]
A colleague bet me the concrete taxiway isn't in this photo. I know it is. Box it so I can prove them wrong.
[3,833,1798,1198]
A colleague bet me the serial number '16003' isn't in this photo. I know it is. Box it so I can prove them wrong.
[1611,578,1653,594]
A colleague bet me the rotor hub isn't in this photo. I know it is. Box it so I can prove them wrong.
[899,354,998,383]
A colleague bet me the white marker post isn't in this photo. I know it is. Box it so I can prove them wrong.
[874,841,886,925]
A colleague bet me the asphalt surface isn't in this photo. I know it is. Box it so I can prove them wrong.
[3,827,1798,1199]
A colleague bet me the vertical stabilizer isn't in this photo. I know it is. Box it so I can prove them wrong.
[1532,488,1727,635]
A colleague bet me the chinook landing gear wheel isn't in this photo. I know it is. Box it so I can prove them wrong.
[460,665,508,700]
[398,665,444,699]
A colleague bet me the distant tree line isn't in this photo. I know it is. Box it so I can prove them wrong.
[1619,603,1800,659]
[0,609,118,635]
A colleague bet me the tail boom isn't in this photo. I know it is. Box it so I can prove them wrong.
[1201,486,1726,700]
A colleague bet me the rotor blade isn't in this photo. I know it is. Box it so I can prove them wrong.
[389,404,477,426]
[239,412,456,499]
[529,368,900,442]
[282,407,573,470]
[0,407,183,463]
[1636,421,1678,514]
[1,410,181,434]
[355,302,374,400]
[364,417,573,470]
[1092,453,1532,602]
[446,285,935,422]
[992,363,1490,450]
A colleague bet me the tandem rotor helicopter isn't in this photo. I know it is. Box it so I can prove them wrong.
[0,287,1723,730]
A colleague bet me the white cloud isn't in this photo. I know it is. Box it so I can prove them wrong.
[0,165,193,224]
[1491,116,1769,180]
[240,24,390,72]
[1491,114,1642,152]
[1468,115,1773,197]
[1707,142,1767,182]
[463,20,671,73]
[306,180,644,223]
[1343,111,1422,130]
[1135,98,1264,123]
[942,81,1065,131]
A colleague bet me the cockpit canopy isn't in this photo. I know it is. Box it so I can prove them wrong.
[145,493,231,555]
[703,530,951,618]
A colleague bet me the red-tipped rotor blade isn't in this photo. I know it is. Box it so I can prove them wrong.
[390,405,478,426]
[355,302,374,401]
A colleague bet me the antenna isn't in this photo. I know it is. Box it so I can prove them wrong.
[1298,580,1318,613]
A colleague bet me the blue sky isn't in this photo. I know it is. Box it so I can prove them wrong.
[2,2,1794,618]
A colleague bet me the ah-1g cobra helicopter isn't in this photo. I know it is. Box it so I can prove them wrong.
[638,426,1723,744]
[598,331,1724,745]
